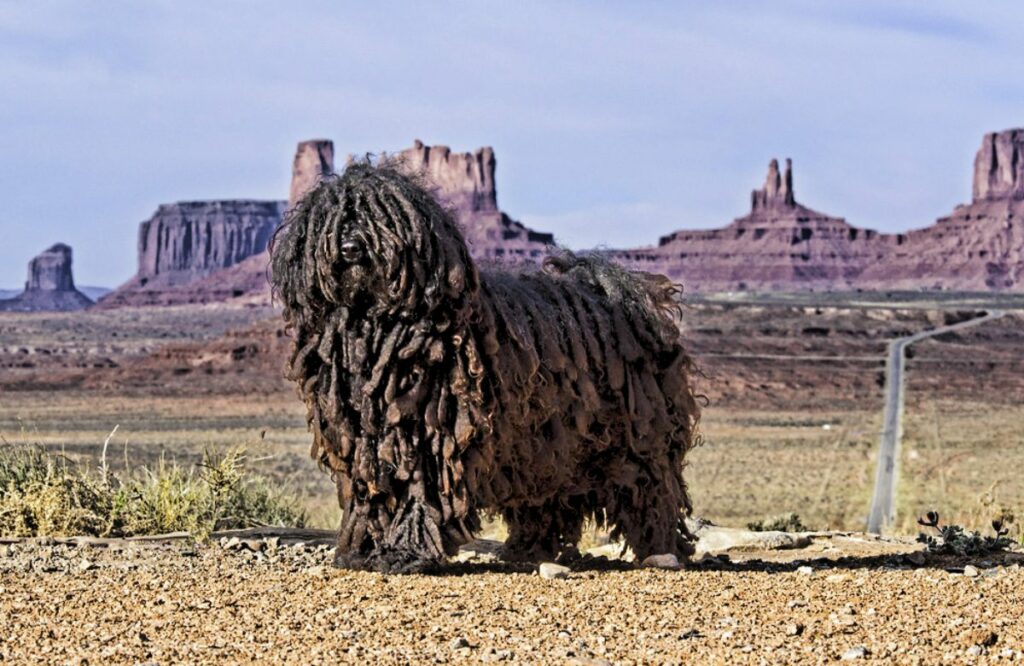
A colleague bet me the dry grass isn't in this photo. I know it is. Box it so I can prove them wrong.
[898,399,1024,539]
[0,391,337,529]
[0,443,306,539]
[686,409,880,531]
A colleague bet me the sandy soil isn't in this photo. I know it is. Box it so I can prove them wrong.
[2,538,1022,665]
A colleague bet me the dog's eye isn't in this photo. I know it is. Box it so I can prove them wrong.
[339,239,364,263]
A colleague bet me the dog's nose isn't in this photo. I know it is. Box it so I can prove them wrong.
[340,240,363,263]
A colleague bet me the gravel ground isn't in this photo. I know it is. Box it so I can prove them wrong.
[1,539,1023,665]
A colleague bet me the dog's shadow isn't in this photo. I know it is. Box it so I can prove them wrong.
[403,550,1024,577]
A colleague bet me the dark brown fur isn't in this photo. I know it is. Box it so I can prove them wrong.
[271,164,700,572]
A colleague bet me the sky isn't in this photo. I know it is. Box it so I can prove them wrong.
[2,1,1024,288]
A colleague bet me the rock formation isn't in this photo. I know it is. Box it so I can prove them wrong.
[384,140,554,261]
[973,129,1024,201]
[100,200,285,307]
[0,243,93,311]
[614,129,1024,292]
[614,159,890,292]
[858,128,1024,290]
[99,139,555,308]
[94,126,1024,306]
[751,158,795,210]
[290,139,335,207]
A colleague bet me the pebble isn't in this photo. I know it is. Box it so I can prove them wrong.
[538,562,570,580]
[786,623,804,636]
[905,551,926,565]
[963,565,980,578]
[841,645,868,660]
[449,637,470,650]
[797,566,814,576]
[480,647,512,662]
[78,559,95,572]
[966,645,984,657]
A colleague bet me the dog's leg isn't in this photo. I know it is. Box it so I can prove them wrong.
[333,465,466,574]
[608,456,695,562]
[500,498,585,563]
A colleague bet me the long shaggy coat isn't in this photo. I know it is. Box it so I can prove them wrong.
[271,164,700,572]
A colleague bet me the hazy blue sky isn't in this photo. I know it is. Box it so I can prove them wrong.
[3,1,1024,288]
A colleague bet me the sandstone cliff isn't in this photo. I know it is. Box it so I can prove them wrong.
[973,129,1024,201]
[858,127,1024,290]
[0,243,93,312]
[385,140,554,261]
[99,139,555,308]
[290,139,334,206]
[100,200,285,307]
[613,160,891,291]
[613,128,1024,292]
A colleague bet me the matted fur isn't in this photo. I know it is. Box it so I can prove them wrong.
[271,164,701,572]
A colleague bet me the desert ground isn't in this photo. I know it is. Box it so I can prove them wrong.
[2,294,1023,663]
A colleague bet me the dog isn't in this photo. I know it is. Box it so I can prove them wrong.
[270,163,700,572]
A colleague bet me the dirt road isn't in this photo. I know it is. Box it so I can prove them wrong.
[867,311,1005,534]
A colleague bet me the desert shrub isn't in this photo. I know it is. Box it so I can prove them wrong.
[746,512,810,533]
[916,510,1014,556]
[0,448,112,537]
[0,446,306,539]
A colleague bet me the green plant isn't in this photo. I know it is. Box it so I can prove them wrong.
[0,445,306,539]
[916,510,1014,556]
[746,512,809,533]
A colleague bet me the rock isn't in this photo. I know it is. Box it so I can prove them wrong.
[841,646,868,660]
[290,139,335,207]
[480,647,512,662]
[689,523,811,555]
[538,562,570,580]
[77,558,96,572]
[383,140,554,262]
[394,140,499,215]
[641,553,680,570]
[612,126,1024,292]
[448,637,470,650]
[905,551,927,566]
[134,201,282,283]
[961,629,998,648]
[967,645,984,657]
[974,128,1024,201]
[751,158,795,210]
[0,244,93,312]
[786,623,804,637]
[100,201,285,307]
[963,565,980,578]
[796,566,815,576]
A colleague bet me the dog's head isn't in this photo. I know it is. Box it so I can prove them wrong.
[271,163,478,323]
